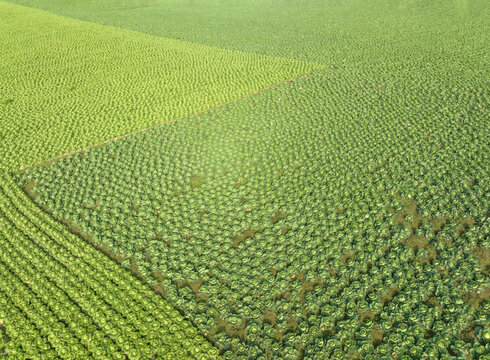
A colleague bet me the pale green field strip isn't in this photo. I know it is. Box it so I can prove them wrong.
[0,1,321,171]
[0,172,222,359]
[18,72,309,172]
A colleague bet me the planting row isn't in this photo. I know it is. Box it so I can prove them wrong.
[0,172,221,359]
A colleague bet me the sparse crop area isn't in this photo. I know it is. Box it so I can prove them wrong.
[1,0,489,359]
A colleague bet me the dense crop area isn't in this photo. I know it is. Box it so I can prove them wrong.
[8,0,488,71]
[3,0,490,358]
[0,172,221,359]
[0,1,318,171]
[17,63,489,358]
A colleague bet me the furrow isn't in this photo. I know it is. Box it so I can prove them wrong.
[0,214,130,358]
[0,173,221,359]
[0,181,197,357]
[0,260,92,358]
[0,288,57,358]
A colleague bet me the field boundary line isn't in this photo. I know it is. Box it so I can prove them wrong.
[114,5,152,11]
[18,72,314,172]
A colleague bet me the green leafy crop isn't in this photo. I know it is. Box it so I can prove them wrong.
[3,0,490,358]
[0,0,319,171]
[0,172,221,358]
[17,65,489,358]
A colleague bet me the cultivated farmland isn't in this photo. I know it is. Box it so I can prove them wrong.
[1,0,489,359]
[0,1,317,171]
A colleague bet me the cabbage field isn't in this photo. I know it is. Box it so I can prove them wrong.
[2,0,489,359]
[0,1,316,170]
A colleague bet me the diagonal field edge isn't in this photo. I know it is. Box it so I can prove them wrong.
[17,71,316,172]
[1,0,323,172]
[0,171,222,358]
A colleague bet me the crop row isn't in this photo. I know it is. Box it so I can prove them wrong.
[0,172,221,359]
